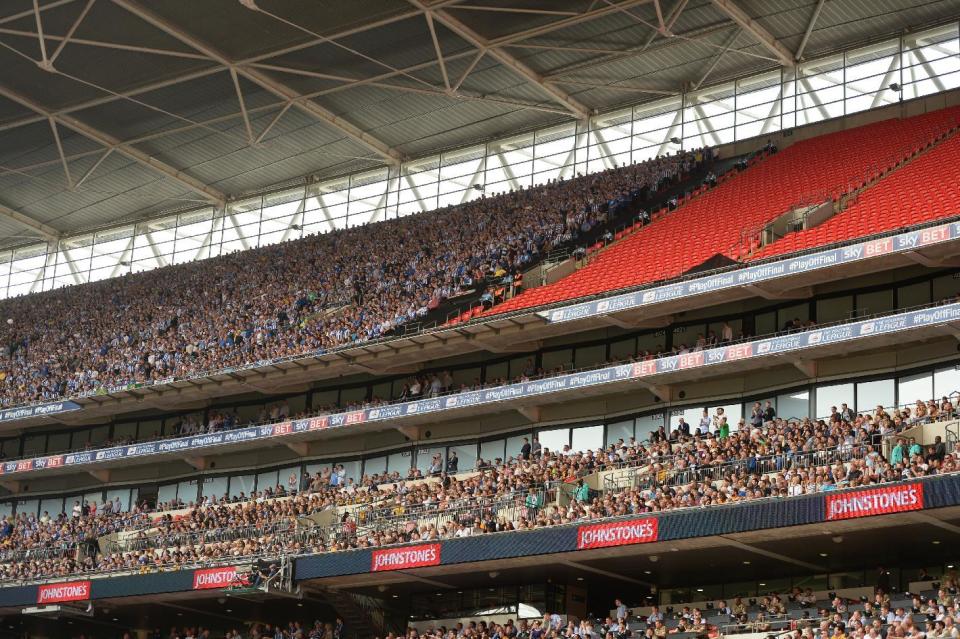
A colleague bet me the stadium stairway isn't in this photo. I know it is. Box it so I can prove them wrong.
[478,106,960,318]
[315,587,390,639]
[750,115,960,260]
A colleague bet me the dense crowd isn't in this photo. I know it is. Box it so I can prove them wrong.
[0,149,710,409]
[2,393,957,582]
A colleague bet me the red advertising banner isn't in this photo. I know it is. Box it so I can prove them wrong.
[577,517,659,549]
[192,566,246,590]
[37,580,91,604]
[371,543,442,572]
[825,482,923,520]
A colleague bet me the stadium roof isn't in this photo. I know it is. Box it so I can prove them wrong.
[0,0,955,249]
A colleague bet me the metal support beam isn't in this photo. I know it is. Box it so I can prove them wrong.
[409,1,591,118]
[562,560,652,586]
[0,85,227,205]
[708,0,795,66]
[229,67,256,144]
[49,0,96,65]
[794,0,825,61]
[184,456,210,470]
[744,284,813,300]
[720,536,826,571]
[0,202,60,241]
[88,469,111,482]
[902,250,960,269]
[111,0,402,164]
[48,117,73,188]
[424,12,451,91]
[694,27,741,90]
[516,406,541,422]
[285,441,310,456]
[792,359,818,378]
[395,425,421,440]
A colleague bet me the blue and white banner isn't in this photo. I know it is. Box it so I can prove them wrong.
[3,303,960,477]
[0,400,80,424]
[541,221,960,323]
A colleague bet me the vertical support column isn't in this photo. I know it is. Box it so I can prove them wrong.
[573,118,591,177]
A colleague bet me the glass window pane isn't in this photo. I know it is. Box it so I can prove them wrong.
[541,349,573,372]
[448,444,477,473]
[46,432,70,455]
[856,290,894,317]
[479,439,505,467]
[105,489,132,513]
[16,499,38,517]
[416,446,446,474]
[256,470,279,493]
[39,497,63,518]
[933,274,960,302]
[898,282,931,309]
[363,456,387,478]
[229,474,255,498]
[574,344,606,369]
[388,450,413,474]
[571,424,604,453]
[202,476,228,501]
[177,480,199,506]
[609,337,637,361]
[817,296,853,323]
[710,403,744,432]
[778,303,809,331]
[755,311,776,337]
[899,372,933,406]
[637,412,665,439]
[485,361,507,383]
[339,461,360,485]
[776,390,809,421]
[816,383,854,419]
[605,420,634,447]
[157,484,178,509]
[506,433,531,462]
[856,378,895,413]
[537,427,569,455]
[934,365,960,401]
[22,435,45,456]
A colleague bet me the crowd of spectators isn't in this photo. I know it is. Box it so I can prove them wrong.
[2,392,958,583]
[0,149,711,410]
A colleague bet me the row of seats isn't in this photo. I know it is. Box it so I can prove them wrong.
[483,106,960,317]
[753,129,960,260]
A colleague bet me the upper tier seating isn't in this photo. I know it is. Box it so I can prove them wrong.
[483,106,960,317]
[752,130,960,260]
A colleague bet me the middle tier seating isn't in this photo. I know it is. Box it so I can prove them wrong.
[484,106,960,317]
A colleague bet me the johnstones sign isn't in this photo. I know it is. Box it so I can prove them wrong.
[371,543,442,572]
[192,566,245,590]
[825,483,923,520]
[577,517,659,549]
[37,581,91,604]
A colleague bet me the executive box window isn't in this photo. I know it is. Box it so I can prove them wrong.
[856,378,895,412]
[817,296,854,323]
[898,372,933,407]
[934,365,960,399]
[816,383,853,418]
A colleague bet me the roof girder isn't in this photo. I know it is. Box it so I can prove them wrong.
[0,84,227,205]
[708,0,795,66]
[409,0,591,118]
[0,201,60,241]
[110,0,402,164]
